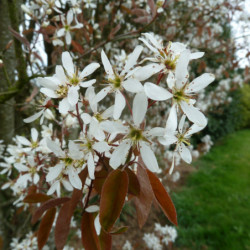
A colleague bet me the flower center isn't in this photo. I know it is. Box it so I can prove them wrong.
[69,74,80,86]
[94,113,103,122]
[173,89,189,103]
[177,134,190,146]
[63,157,73,166]
[109,75,123,90]
[129,128,143,142]
[56,85,68,97]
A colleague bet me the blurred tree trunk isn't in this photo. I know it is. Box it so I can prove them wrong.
[0,0,15,144]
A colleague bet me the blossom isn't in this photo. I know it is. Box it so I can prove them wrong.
[46,139,85,189]
[57,10,83,45]
[159,114,205,173]
[140,32,204,73]
[40,51,100,114]
[144,50,215,126]
[101,96,164,172]
[95,46,154,120]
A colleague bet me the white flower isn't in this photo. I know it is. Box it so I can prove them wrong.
[39,52,100,114]
[159,114,205,174]
[95,46,147,120]
[83,0,97,9]
[57,10,83,45]
[101,97,164,172]
[144,50,215,126]
[46,139,85,189]
[139,32,204,73]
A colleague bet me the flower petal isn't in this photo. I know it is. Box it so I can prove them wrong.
[80,63,100,78]
[68,86,79,106]
[101,50,114,78]
[166,104,178,132]
[113,91,125,120]
[178,143,192,164]
[180,101,207,127]
[133,64,164,81]
[132,92,147,126]
[46,164,63,182]
[144,82,173,101]
[68,167,82,189]
[87,153,95,179]
[59,98,70,114]
[123,78,143,93]
[62,51,74,76]
[140,142,159,172]
[186,73,215,93]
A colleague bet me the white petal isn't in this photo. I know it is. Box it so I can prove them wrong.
[132,92,147,126]
[47,181,60,195]
[23,110,44,123]
[86,205,99,213]
[133,64,164,81]
[158,134,178,146]
[94,86,111,103]
[67,9,73,24]
[145,127,165,137]
[81,113,92,124]
[178,143,192,164]
[90,120,105,141]
[144,82,173,101]
[87,153,95,179]
[185,123,205,137]
[80,79,96,88]
[142,33,162,50]
[94,214,101,235]
[165,104,178,132]
[62,52,74,76]
[101,50,114,78]
[31,128,38,142]
[175,50,190,89]
[93,141,110,153]
[55,65,67,83]
[167,72,175,89]
[180,101,207,127]
[57,28,65,37]
[68,86,79,106]
[123,78,143,93]
[101,105,114,119]
[113,91,125,120]
[68,141,83,160]
[139,37,158,53]
[178,114,186,134]
[16,136,31,146]
[190,52,204,60]
[59,98,70,114]
[121,45,143,75]
[80,63,100,78]
[62,180,73,191]
[37,77,58,90]
[14,163,29,172]
[110,141,131,169]
[40,88,58,98]
[65,32,72,45]
[46,138,65,157]
[186,73,215,93]
[140,142,159,172]
[68,167,82,189]
[46,164,63,182]
[33,173,40,184]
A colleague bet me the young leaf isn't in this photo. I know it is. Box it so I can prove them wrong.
[99,169,128,232]
[23,193,51,203]
[110,226,128,235]
[37,207,56,250]
[81,212,101,250]
[146,169,178,226]
[32,197,70,224]
[134,164,154,228]
[126,168,140,197]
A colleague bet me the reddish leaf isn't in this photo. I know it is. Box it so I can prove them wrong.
[146,170,178,226]
[126,168,140,196]
[71,40,84,54]
[9,27,30,48]
[4,40,13,51]
[55,169,87,249]
[110,226,128,235]
[37,207,56,250]
[94,168,109,194]
[32,197,70,224]
[134,164,154,228]
[148,0,157,15]
[99,169,128,232]
[23,193,51,203]
[99,229,112,250]
[81,212,101,250]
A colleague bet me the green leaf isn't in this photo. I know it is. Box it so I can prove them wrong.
[146,169,178,226]
[99,169,128,232]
